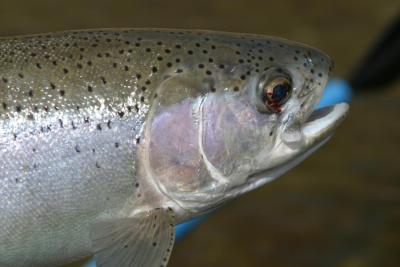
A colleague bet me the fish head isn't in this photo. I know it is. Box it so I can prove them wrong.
[143,33,348,216]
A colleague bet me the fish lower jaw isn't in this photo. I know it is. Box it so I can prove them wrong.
[228,132,333,200]
[302,103,349,146]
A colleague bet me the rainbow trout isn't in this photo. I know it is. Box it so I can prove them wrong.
[0,29,348,267]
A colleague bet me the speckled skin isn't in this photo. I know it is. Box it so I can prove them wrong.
[0,29,332,267]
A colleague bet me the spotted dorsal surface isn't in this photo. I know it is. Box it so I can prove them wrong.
[0,29,330,137]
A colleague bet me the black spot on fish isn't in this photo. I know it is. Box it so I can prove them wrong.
[27,113,34,120]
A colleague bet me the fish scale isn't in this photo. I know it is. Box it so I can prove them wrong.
[0,29,346,267]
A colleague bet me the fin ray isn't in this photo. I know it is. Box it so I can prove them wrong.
[90,209,175,267]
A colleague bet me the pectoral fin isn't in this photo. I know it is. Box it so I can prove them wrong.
[90,208,175,267]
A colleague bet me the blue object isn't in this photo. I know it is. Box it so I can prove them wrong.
[175,215,208,241]
[83,78,353,267]
[317,78,352,108]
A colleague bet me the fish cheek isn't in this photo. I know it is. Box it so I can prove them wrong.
[201,95,274,177]
[147,98,212,195]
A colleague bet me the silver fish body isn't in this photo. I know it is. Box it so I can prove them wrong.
[0,29,348,267]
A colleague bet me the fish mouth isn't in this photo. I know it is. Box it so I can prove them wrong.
[303,103,349,146]
[226,102,349,199]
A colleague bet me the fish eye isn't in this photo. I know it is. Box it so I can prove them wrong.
[259,74,292,113]
[262,77,292,112]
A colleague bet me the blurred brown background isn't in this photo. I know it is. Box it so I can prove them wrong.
[1,1,399,266]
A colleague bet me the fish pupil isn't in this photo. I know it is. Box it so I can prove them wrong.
[271,83,290,103]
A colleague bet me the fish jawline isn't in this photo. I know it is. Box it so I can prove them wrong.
[225,135,331,200]
[211,103,349,202]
